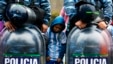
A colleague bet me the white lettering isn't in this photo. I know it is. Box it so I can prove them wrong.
[20,58,23,64]
[94,58,98,64]
[80,58,87,64]
[74,58,107,64]
[24,58,29,64]
[75,58,80,64]
[10,58,16,64]
[33,59,38,64]
[102,59,107,64]
[4,58,39,64]
[5,58,10,64]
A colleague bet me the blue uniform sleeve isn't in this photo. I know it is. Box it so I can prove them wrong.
[102,0,112,23]
[63,0,77,19]
[0,0,6,21]
[39,0,51,25]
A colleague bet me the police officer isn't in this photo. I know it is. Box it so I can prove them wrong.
[64,0,112,34]
[0,0,51,33]
[66,3,112,64]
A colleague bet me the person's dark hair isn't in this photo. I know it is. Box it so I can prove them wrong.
[71,2,99,24]
[78,4,99,23]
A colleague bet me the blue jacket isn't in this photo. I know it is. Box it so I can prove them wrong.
[64,0,112,23]
[46,16,66,61]
[0,0,51,25]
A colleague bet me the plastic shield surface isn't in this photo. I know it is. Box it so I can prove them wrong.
[0,24,45,64]
[66,26,113,64]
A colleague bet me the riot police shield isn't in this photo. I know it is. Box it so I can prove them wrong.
[66,26,113,64]
[0,24,46,64]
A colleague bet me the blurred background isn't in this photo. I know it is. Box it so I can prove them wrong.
[50,0,63,22]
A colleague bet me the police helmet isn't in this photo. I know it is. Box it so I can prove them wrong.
[76,2,99,23]
[6,4,37,27]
